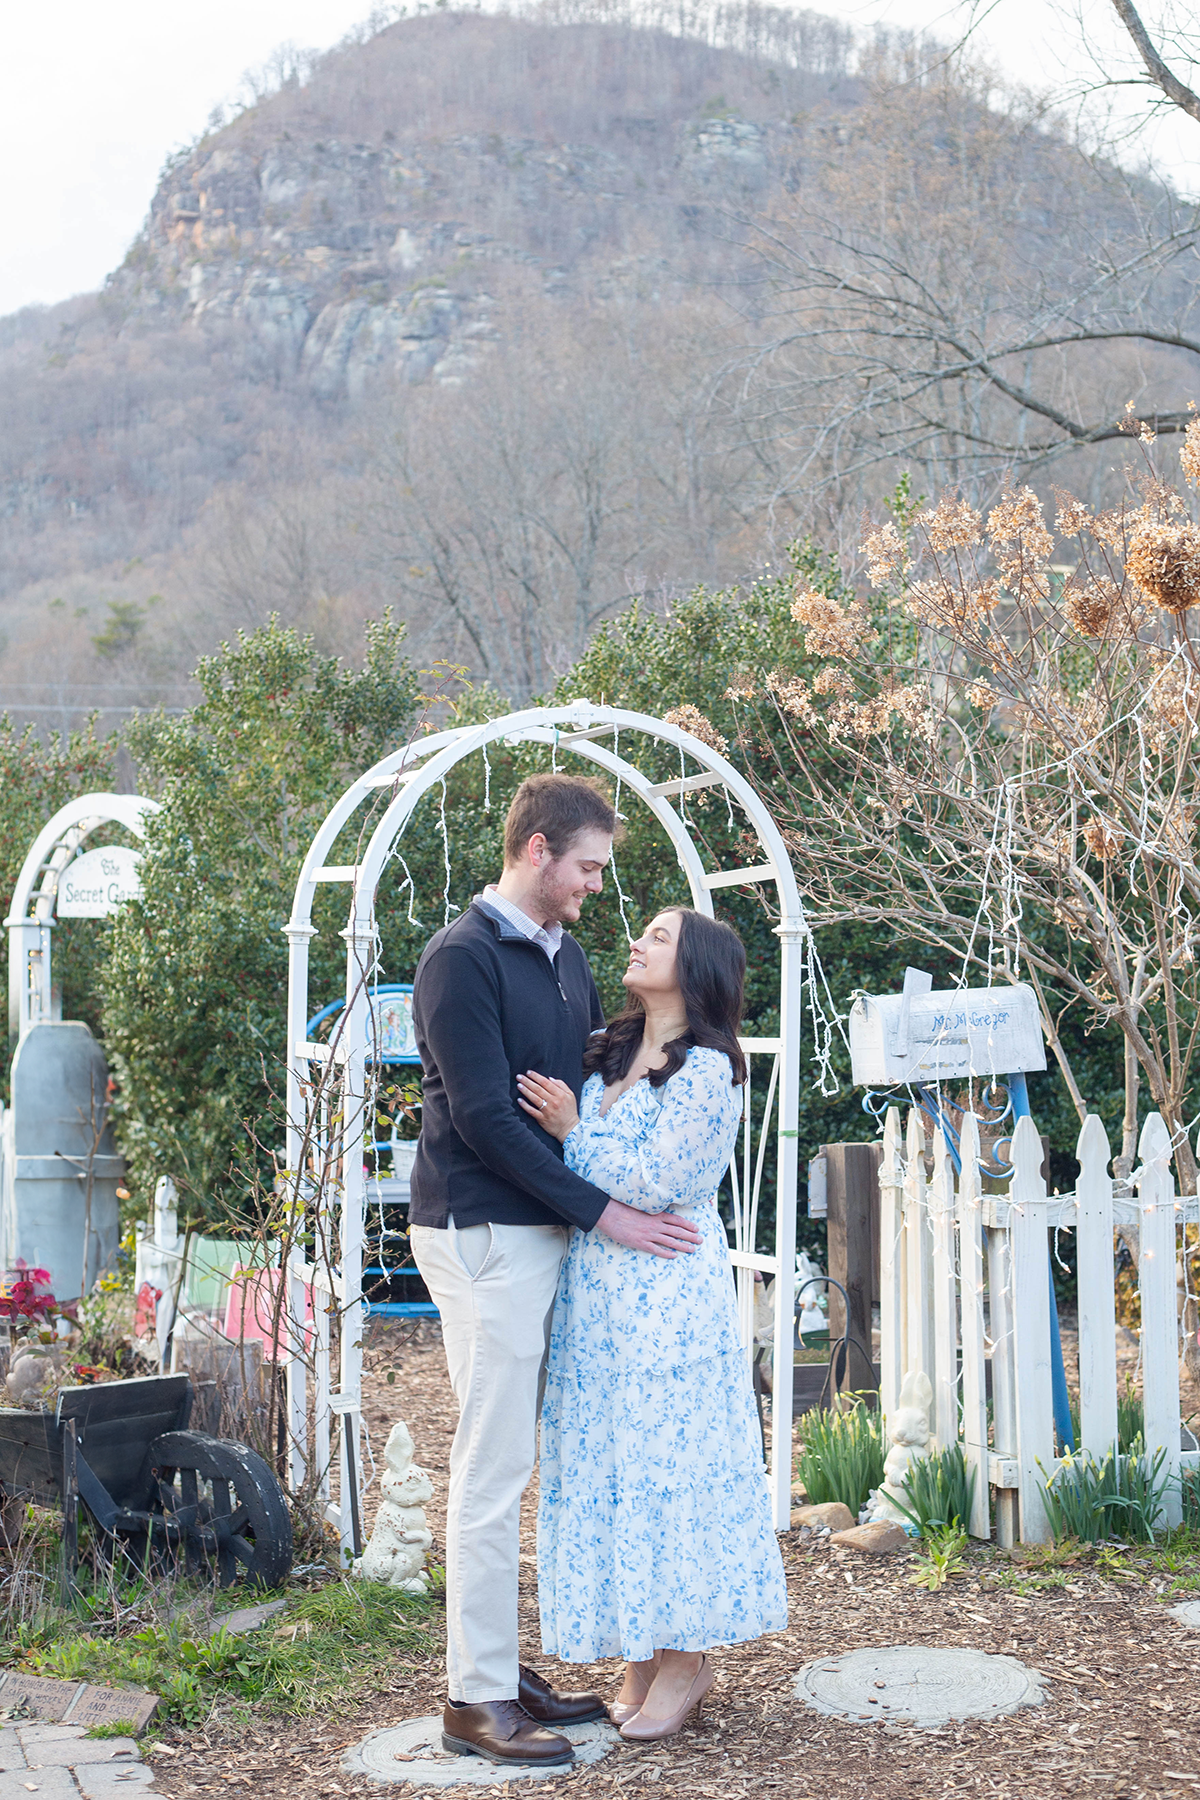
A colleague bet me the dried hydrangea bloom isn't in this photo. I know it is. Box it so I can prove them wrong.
[905,577,998,629]
[848,696,893,738]
[1126,518,1200,612]
[663,704,729,754]
[790,585,864,658]
[813,665,853,697]
[1082,817,1121,860]
[1064,578,1121,637]
[1181,413,1200,490]
[993,482,1057,565]
[765,670,817,728]
[889,685,936,737]
[918,494,982,553]
[724,675,758,701]
[861,521,911,587]
[1054,491,1093,538]
[966,680,997,709]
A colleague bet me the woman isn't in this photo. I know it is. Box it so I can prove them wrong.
[516,907,787,1743]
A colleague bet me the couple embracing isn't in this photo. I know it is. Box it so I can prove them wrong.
[408,773,787,1769]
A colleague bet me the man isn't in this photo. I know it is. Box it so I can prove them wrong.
[408,772,701,1768]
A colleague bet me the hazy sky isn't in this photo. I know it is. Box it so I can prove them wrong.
[1,0,1193,319]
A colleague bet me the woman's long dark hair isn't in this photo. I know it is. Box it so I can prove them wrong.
[583,908,748,1089]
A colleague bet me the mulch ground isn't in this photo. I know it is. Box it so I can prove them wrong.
[146,1320,1200,1800]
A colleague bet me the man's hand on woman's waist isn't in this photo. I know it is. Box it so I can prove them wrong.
[595,1199,701,1257]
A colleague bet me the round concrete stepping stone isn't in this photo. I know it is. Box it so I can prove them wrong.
[795,1645,1043,1729]
[344,1715,618,1787]
[1170,1600,1200,1629]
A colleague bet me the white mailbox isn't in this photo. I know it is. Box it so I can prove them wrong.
[849,971,1046,1086]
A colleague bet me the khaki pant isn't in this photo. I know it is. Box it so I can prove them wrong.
[410,1219,569,1702]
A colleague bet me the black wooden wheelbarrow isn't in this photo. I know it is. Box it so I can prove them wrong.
[0,1373,293,1589]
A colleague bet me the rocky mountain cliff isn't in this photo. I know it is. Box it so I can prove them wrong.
[1,4,1150,713]
[106,8,850,400]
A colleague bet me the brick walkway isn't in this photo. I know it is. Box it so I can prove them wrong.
[0,1724,162,1800]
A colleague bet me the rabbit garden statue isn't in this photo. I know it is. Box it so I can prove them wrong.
[867,1369,933,1529]
[357,1418,434,1593]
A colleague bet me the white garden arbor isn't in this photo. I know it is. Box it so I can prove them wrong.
[6,792,160,1043]
[284,700,810,1551]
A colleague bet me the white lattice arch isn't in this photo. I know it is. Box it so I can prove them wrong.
[5,792,160,1043]
[285,701,807,1548]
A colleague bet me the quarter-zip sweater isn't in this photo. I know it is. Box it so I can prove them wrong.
[408,900,610,1231]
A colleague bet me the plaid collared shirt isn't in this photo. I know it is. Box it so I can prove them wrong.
[478,884,564,963]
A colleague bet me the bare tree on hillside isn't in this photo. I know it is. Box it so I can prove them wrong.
[364,306,764,696]
[732,36,1200,496]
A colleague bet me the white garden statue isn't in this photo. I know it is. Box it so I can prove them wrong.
[867,1369,933,1529]
[356,1419,434,1593]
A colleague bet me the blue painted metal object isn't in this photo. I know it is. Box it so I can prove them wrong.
[305,985,420,1064]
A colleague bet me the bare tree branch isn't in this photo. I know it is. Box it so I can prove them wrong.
[1110,0,1200,123]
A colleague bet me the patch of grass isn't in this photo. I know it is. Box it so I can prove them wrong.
[1132,1523,1200,1594]
[7,1579,437,1726]
[84,1721,138,1739]
[795,1398,884,1516]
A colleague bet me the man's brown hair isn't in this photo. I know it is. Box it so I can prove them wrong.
[502,773,622,865]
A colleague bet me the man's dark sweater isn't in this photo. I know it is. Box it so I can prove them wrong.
[408,900,611,1231]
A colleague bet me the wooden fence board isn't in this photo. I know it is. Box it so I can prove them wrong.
[1137,1112,1183,1529]
[957,1113,990,1540]
[903,1109,932,1389]
[1009,1115,1054,1544]
[879,1107,905,1435]
[1076,1113,1118,1461]
[930,1127,959,1450]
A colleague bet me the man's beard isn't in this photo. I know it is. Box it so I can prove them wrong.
[530,864,574,924]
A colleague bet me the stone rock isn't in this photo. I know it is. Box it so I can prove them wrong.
[356,1420,433,1593]
[790,1501,855,1533]
[829,1521,910,1555]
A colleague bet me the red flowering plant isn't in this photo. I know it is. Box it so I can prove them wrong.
[0,1260,77,1345]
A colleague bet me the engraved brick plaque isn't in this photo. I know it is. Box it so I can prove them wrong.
[0,1673,83,1720]
[64,1685,159,1734]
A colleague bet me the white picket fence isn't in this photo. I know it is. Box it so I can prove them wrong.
[879,1105,1199,1543]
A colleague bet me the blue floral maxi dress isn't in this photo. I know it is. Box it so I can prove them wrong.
[537,1045,789,1662]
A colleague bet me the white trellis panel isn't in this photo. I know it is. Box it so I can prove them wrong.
[1075,1113,1118,1461]
[1137,1113,1183,1528]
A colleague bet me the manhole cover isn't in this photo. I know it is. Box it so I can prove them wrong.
[345,1714,618,1786]
[796,1645,1043,1729]
[1170,1601,1200,1629]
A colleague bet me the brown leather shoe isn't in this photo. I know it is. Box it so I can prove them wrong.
[441,1698,574,1765]
[518,1663,608,1725]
